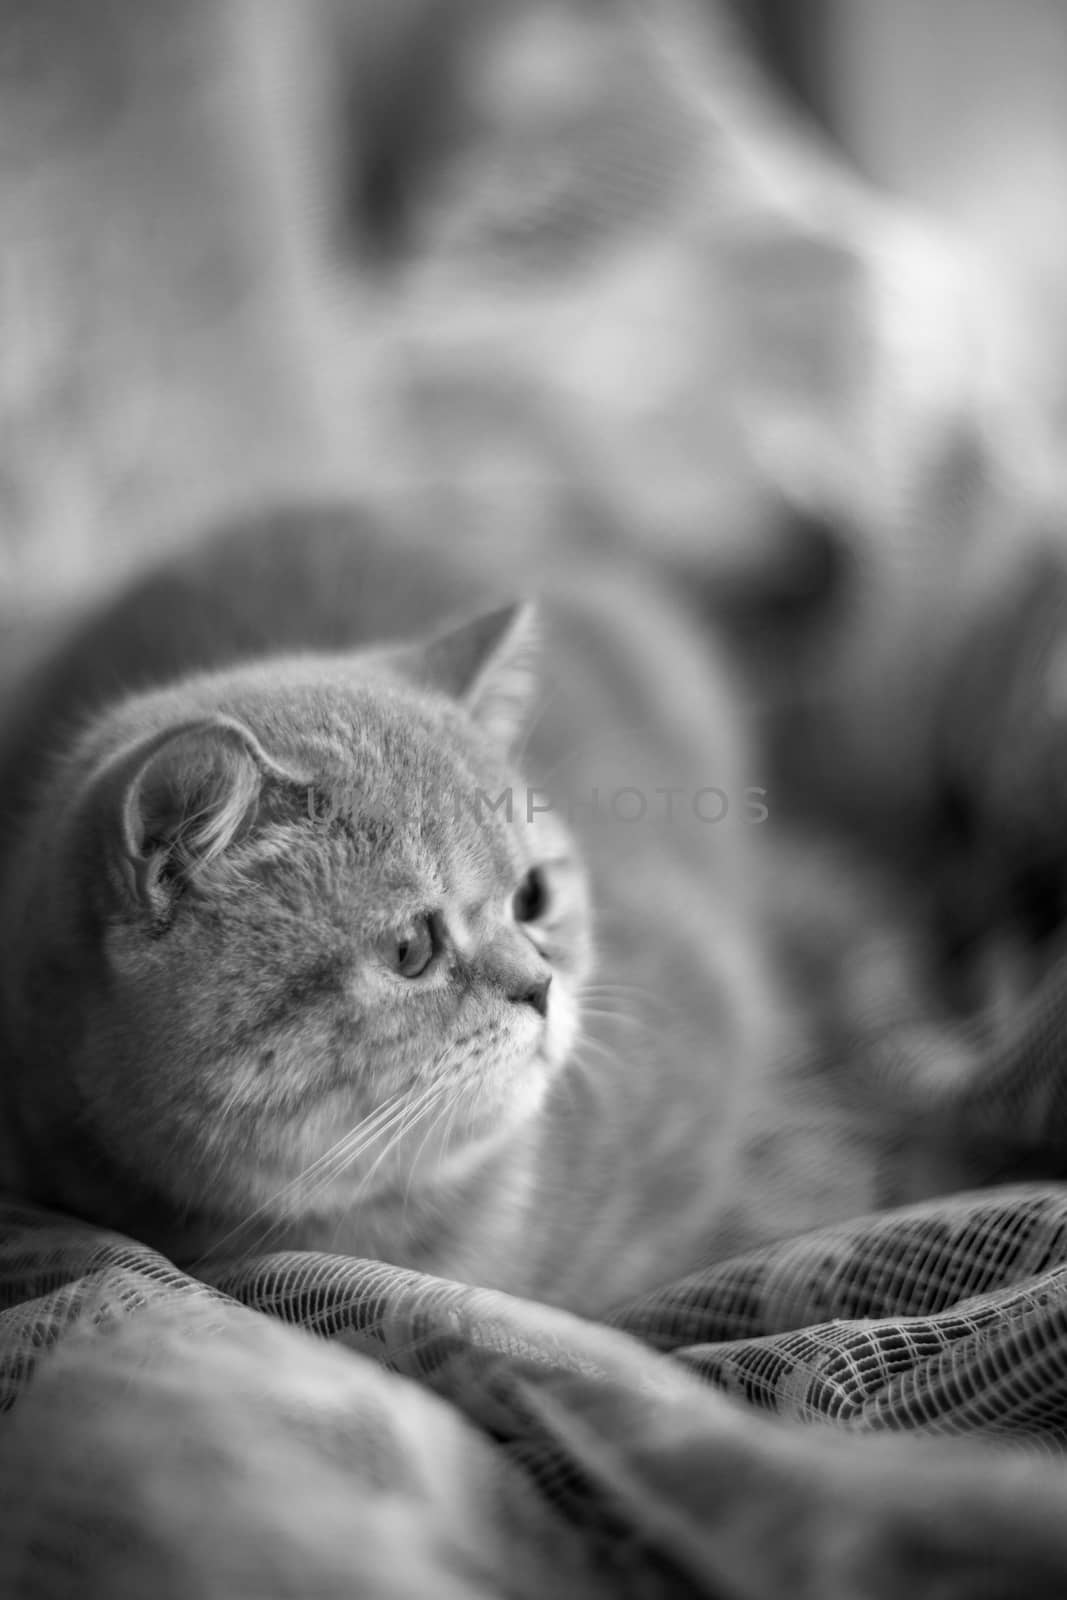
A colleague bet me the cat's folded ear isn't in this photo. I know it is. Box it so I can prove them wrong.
[89,717,297,919]
[391,602,541,755]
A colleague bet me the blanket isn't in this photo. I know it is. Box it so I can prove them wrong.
[5,1177,1067,1596]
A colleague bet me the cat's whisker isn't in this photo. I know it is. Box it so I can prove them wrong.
[205,1090,428,1271]
[578,993,647,1016]
[310,1088,450,1258]
[399,1084,464,1232]
[575,983,661,1039]
[578,1004,650,1033]
[210,1073,259,1132]
[308,1098,431,1222]
[579,980,659,1005]
[317,1078,451,1215]
[281,1090,434,1214]
[576,981,644,1014]
[343,1079,456,1217]
[570,1033,619,1070]
[297,1039,466,1232]
[432,1087,468,1191]
[192,1090,414,1268]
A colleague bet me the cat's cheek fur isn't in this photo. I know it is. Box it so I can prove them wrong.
[543,982,579,1070]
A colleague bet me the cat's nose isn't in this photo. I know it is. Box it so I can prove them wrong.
[510,975,551,1018]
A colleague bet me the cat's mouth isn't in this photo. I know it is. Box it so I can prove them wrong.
[255,1001,575,1200]
[239,1028,562,1218]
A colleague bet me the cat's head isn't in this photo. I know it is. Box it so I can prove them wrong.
[4,604,591,1241]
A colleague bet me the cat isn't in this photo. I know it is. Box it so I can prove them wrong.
[0,504,956,1315]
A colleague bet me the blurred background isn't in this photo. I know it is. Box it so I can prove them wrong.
[2,0,1065,698]
[738,0,1067,385]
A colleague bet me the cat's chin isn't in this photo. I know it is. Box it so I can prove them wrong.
[395,1041,561,1185]
[240,1045,557,1206]
[466,1047,556,1133]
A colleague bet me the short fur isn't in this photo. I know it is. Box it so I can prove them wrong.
[0,508,947,1313]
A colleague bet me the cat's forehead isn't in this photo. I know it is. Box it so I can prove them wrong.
[293,685,504,802]
[280,682,532,885]
[232,676,482,779]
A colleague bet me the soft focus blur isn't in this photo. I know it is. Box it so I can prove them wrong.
[829,0,1067,411]
[0,0,1063,657]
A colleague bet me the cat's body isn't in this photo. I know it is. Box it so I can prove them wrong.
[0,508,952,1313]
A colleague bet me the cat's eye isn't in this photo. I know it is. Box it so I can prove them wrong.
[381,916,435,979]
[512,866,549,924]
